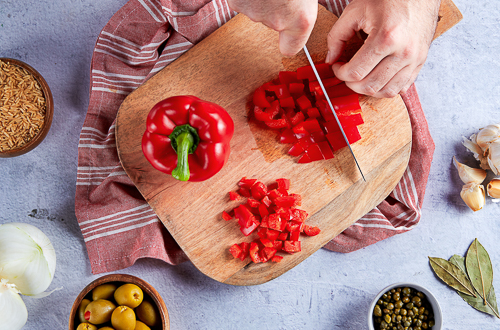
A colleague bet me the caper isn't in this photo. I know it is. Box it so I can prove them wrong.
[397,325,404,330]
[387,303,395,310]
[402,287,411,295]
[402,296,410,303]
[378,299,384,305]
[374,305,383,317]
[395,308,400,315]
[384,314,392,323]
[393,292,400,301]
[400,309,407,316]
[406,303,414,309]
[380,321,388,329]
[418,307,425,315]
[408,310,414,317]
[428,320,435,327]
[417,292,424,298]
[383,309,392,315]
[392,314,397,323]
[383,294,388,300]
[403,321,411,327]
[395,300,403,309]
[421,322,428,329]
[396,315,402,323]
[412,307,419,315]
[415,320,422,327]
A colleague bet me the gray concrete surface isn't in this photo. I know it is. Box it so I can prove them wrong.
[1,0,500,329]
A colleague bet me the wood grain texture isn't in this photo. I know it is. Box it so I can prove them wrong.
[116,2,462,285]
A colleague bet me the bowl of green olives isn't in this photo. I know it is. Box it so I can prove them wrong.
[368,283,442,330]
[69,274,169,330]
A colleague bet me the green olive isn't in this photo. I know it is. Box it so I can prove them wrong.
[114,284,144,308]
[111,306,136,330]
[93,283,118,301]
[77,323,98,330]
[136,299,160,327]
[78,299,92,323]
[134,321,151,330]
[84,299,116,325]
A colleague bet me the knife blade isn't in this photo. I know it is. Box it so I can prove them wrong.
[303,45,366,182]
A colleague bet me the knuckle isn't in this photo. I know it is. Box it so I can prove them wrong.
[362,84,378,96]
[378,27,400,48]
[382,87,399,98]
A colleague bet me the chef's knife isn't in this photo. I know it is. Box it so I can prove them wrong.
[303,45,366,182]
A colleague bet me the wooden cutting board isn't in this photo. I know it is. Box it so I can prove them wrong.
[116,2,462,285]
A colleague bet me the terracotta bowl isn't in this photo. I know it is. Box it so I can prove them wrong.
[69,274,170,330]
[0,58,54,157]
[368,282,442,330]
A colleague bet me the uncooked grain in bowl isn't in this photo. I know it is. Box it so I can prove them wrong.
[0,60,46,152]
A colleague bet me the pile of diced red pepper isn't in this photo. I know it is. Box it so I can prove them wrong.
[224,177,321,263]
[252,63,364,163]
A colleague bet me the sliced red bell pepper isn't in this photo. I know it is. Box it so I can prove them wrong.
[229,191,241,201]
[300,119,323,133]
[298,153,312,164]
[240,221,259,236]
[265,100,281,119]
[249,242,262,263]
[326,126,362,151]
[325,82,356,98]
[310,130,326,143]
[309,77,343,94]
[266,229,280,241]
[272,240,283,250]
[331,94,361,115]
[303,225,321,236]
[271,255,283,263]
[237,187,251,198]
[289,193,301,206]
[317,141,334,159]
[253,85,271,108]
[229,244,243,259]
[274,196,298,208]
[283,241,301,253]
[258,204,269,217]
[262,247,277,260]
[289,230,300,241]
[296,94,312,111]
[291,209,308,222]
[278,232,288,241]
[323,114,364,133]
[276,178,290,190]
[280,96,295,109]
[251,181,268,200]
[247,198,260,208]
[305,143,324,162]
[239,242,250,260]
[280,129,297,144]
[260,238,274,248]
[288,142,305,157]
[279,71,299,85]
[257,228,267,239]
[239,177,256,188]
[290,111,305,127]
[234,204,254,228]
[261,195,272,207]
[265,118,288,129]
[260,216,269,228]
[267,213,283,232]
[266,84,290,99]
[254,106,273,122]
[289,82,304,95]
[306,107,321,119]
[222,211,233,221]
[297,63,334,81]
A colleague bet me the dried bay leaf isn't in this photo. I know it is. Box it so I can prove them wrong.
[428,257,476,297]
[450,254,500,319]
[466,239,494,304]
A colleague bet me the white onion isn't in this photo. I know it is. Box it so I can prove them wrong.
[0,222,56,296]
[0,279,28,330]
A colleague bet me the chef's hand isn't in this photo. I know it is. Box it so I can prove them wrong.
[227,0,319,56]
[326,0,441,98]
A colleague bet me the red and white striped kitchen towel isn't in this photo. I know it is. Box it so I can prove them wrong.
[76,0,434,274]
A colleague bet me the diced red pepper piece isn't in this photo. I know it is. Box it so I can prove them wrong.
[316,99,335,122]
[260,215,269,228]
[288,142,305,157]
[283,241,301,253]
[266,229,280,241]
[237,187,251,198]
[275,206,291,220]
[318,141,334,159]
[274,196,297,208]
[266,84,290,99]
[278,232,288,241]
[306,107,321,119]
[305,143,325,162]
[262,247,277,260]
[271,255,284,263]
[251,181,268,200]
[289,82,304,95]
[267,182,279,191]
[268,213,283,232]
[254,105,273,122]
[240,221,259,236]
[297,63,334,81]
[310,130,326,143]
[257,228,267,239]
[229,191,241,201]
[291,209,308,222]
[258,204,269,217]
[239,177,257,189]
[297,136,314,149]
[309,77,343,93]
[303,119,323,133]
[296,94,312,111]
[253,85,271,108]
[290,111,305,126]
[332,94,361,115]
[234,204,254,228]
[222,211,233,221]
[265,100,281,119]
[229,244,243,259]
[289,193,301,206]
[276,178,290,191]
[247,198,260,208]
[249,242,262,263]
[265,118,288,129]
[325,82,356,98]
[272,240,283,250]
[279,96,295,109]
[289,229,300,241]
[298,153,312,164]
[326,126,362,151]
[303,225,321,236]
[268,189,283,200]
[261,195,272,207]
[279,71,299,85]
[239,242,250,260]
[260,238,274,248]
[323,114,365,133]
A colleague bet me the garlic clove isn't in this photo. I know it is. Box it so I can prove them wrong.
[453,157,487,184]
[476,124,500,153]
[487,178,500,201]
[463,135,483,160]
[487,140,500,175]
[460,183,485,212]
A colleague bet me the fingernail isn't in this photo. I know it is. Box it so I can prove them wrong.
[325,51,332,64]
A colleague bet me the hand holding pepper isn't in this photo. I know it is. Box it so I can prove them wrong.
[142,96,234,182]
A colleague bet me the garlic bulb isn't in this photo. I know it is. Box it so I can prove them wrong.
[0,223,56,296]
[463,124,500,173]
[453,157,487,184]
[460,183,486,212]
[0,279,28,330]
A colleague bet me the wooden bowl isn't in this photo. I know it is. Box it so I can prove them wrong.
[69,274,170,330]
[0,58,54,157]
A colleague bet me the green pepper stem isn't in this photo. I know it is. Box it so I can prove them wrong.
[171,131,194,181]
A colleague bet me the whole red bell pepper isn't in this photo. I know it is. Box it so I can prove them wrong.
[142,95,234,181]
